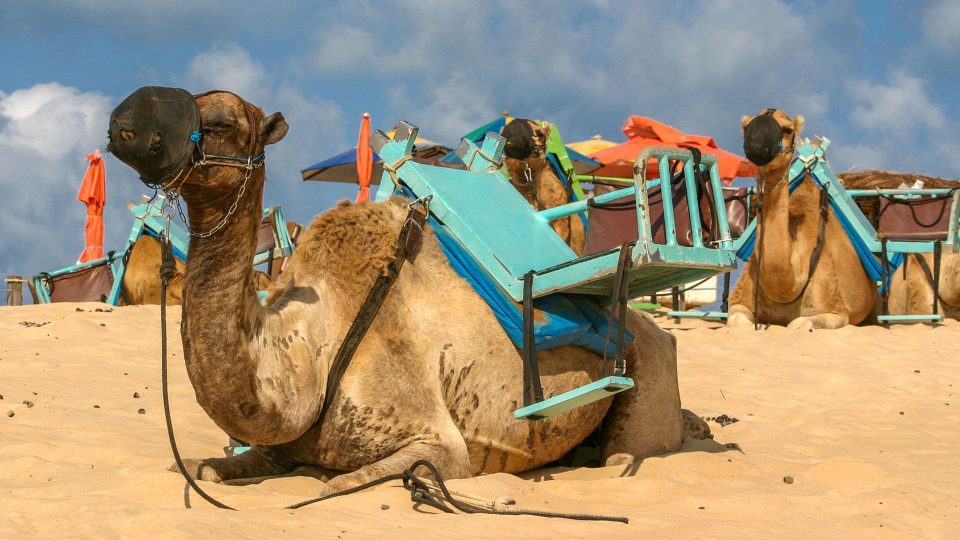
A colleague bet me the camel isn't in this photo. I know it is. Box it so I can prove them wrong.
[727,109,877,329]
[501,119,586,255]
[838,171,960,320]
[107,87,694,494]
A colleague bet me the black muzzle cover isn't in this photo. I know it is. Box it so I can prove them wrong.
[501,120,536,160]
[108,86,201,185]
[742,113,783,166]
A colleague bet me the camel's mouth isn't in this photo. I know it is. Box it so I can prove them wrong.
[107,86,201,186]
[742,112,784,167]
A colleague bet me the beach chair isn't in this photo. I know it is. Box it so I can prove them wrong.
[844,184,959,323]
[30,196,296,305]
[373,122,737,420]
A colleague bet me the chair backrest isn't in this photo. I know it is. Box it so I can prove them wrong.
[31,260,116,303]
[877,195,954,241]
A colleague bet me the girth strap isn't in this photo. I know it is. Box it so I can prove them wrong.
[317,203,427,428]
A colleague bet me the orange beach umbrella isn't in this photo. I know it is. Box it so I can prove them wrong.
[355,113,373,203]
[590,116,757,185]
[76,149,106,263]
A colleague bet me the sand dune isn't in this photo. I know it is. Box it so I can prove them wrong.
[1,303,957,538]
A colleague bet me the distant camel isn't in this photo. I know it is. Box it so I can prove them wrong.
[501,119,585,255]
[727,109,877,329]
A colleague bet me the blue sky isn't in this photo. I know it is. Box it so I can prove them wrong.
[1,0,958,285]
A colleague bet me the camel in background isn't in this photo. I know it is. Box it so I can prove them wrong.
[727,109,877,329]
[501,119,585,255]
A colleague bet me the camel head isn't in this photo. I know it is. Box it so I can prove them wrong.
[501,119,552,192]
[741,108,803,179]
[108,87,287,203]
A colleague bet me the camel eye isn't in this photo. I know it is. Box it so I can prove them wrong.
[783,126,794,134]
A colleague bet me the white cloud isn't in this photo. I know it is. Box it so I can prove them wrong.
[923,0,960,52]
[181,45,269,103]
[0,82,111,160]
[846,71,945,135]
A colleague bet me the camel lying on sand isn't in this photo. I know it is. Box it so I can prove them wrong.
[727,109,877,329]
[501,119,585,255]
[838,171,960,320]
[108,87,696,494]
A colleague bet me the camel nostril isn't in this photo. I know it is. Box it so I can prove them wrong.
[120,129,137,142]
[146,132,163,155]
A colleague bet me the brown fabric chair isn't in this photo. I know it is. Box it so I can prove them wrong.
[30,261,116,304]
[583,170,725,256]
[877,195,955,241]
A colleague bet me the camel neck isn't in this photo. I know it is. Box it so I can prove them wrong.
[757,163,809,302]
[178,179,266,436]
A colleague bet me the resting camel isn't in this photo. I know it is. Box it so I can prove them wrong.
[838,171,960,320]
[107,87,694,494]
[727,109,877,329]
[501,119,585,255]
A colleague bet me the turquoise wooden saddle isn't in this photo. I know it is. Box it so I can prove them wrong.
[373,122,738,420]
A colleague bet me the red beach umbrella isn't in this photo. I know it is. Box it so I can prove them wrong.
[76,149,106,263]
[590,116,757,186]
[355,113,373,203]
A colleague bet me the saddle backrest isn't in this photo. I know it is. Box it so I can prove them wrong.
[583,166,731,255]
[877,195,954,241]
[30,261,116,304]
[723,187,750,239]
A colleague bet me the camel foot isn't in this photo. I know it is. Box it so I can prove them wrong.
[682,409,713,441]
[603,452,635,467]
[170,458,225,483]
[726,306,754,327]
[786,317,815,331]
[168,447,297,483]
[787,313,847,330]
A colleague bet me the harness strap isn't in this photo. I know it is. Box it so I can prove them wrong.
[317,204,427,428]
[521,271,544,408]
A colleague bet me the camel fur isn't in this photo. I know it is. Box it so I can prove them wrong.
[727,109,877,330]
[502,120,585,255]
[108,90,692,494]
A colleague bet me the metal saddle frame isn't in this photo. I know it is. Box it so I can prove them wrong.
[372,122,737,420]
[30,195,296,306]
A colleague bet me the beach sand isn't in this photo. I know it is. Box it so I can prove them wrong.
[1,303,957,538]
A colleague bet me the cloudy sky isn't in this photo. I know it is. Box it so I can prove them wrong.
[1,0,958,289]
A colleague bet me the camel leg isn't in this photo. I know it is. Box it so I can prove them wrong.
[170,445,297,483]
[318,423,471,496]
[726,304,755,327]
[786,312,848,330]
[600,311,683,465]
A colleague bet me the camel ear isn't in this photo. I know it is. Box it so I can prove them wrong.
[260,112,288,146]
[740,115,752,133]
[793,115,805,137]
